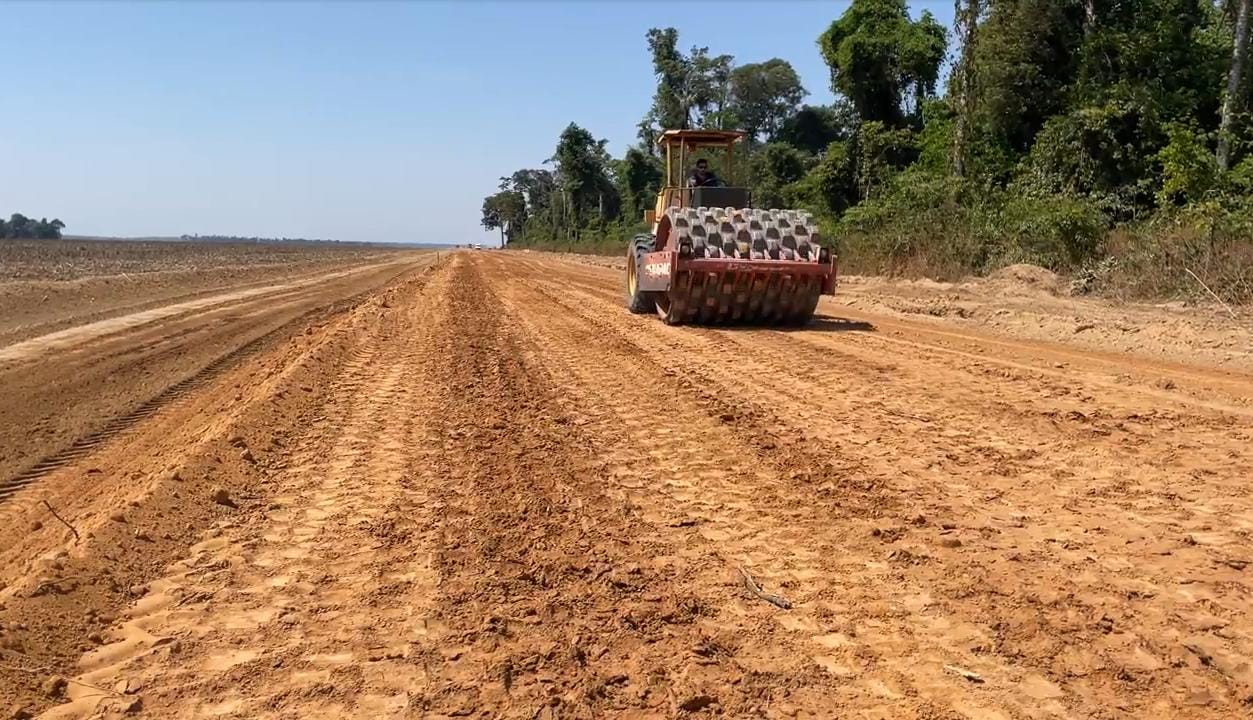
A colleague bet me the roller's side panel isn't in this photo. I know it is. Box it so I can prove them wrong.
[637,251,675,292]
[823,255,838,294]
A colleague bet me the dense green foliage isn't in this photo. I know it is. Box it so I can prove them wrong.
[1,214,65,239]
[484,0,1253,302]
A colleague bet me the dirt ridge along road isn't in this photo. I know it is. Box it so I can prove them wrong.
[0,262,390,364]
[0,258,428,497]
[0,249,407,349]
[3,250,1251,718]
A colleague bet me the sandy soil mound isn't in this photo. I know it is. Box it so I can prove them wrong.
[987,262,1063,292]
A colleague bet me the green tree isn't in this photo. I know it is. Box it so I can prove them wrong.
[615,146,664,221]
[551,123,619,230]
[34,217,65,239]
[690,48,736,128]
[1073,0,1227,124]
[646,28,693,130]
[818,0,948,127]
[644,28,736,133]
[854,121,917,200]
[1157,124,1220,204]
[1218,0,1251,170]
[950,0,986,177]
[789,141,860,217]
[776,104,856,154]
[729,59,807,140]
[972,0,1083,155]
[7,213,32,239]
[749,142,811,209]
[501,169,556,220]
[485,191,528,245]
[480,196,504,245]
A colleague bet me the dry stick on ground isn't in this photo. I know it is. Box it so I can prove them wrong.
[736,565,792,609]
[943,664,984,683]
[0,650,119,697]
[1185,268,1240,322]
[41,499,80,543]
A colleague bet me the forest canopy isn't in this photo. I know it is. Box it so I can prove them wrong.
[483,0,1253,303]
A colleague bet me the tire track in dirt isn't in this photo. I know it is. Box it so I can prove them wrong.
[0,278,397,502]
[481,252,1253,718]
[40,271,442,718]
[408,257,780,717]
[38,255,784,718]
[492,257,1034,718]
[0,258,435,716]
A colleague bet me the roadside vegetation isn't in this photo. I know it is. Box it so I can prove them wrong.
[482,0,1253,304]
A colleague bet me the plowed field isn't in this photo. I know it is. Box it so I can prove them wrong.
[2,251,1251,719]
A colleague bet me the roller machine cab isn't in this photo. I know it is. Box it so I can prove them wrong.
[624,129,837,325]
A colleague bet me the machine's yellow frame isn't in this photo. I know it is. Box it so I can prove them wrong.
[646,129,746,225]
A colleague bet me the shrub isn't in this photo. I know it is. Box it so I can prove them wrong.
[976,193,1108,270]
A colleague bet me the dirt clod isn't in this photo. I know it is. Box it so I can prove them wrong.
[678,694,717,712]
[210,487,237,508]
[40,676,66,699]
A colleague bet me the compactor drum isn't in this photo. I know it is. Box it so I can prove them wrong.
[625,130,837,325]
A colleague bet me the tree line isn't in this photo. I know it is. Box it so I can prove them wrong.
[482,0,1253,302]
[178,234,341,244]
[2,213,65,240]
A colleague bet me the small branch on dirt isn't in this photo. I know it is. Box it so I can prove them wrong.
[886,408,931,423]
[944,664,984,683]
[1185,268,1239,322]
[736,565,792,610]
[41,499,80,544]
[0,664,117,696]
[0,650,119,696]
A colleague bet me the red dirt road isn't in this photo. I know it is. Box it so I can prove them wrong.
[2,251,1251,719]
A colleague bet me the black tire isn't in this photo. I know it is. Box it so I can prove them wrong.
[626,234,657,314]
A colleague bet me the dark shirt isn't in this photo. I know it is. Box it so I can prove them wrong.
[687,169,721,187]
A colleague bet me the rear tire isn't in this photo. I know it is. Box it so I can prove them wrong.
[626,234,657,314]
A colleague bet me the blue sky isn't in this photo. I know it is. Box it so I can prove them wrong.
[2,1,955,245]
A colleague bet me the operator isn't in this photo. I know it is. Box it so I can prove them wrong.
[687,158,722,187]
